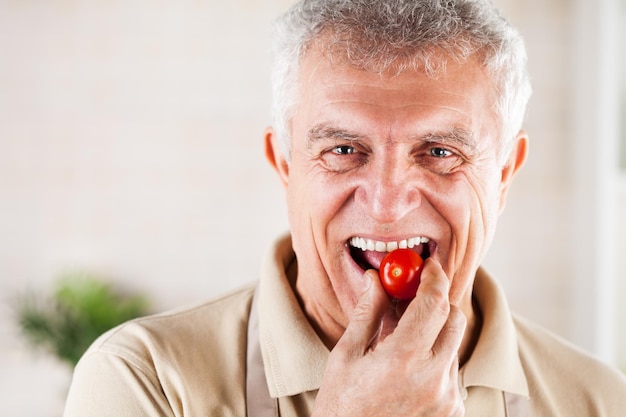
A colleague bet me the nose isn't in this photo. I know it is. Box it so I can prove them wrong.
[354,158,422,224]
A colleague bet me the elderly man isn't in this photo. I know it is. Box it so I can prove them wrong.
[63,0,626,416]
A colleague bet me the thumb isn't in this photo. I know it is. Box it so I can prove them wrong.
[335,270,390,358]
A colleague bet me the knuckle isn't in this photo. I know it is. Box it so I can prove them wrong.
[351,300,373,322]
[422,284,450,317]
[449,305,467,329]
[328,339,359,365]
[428,384,465,417]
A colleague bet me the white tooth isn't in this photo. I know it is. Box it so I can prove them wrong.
[387,241,398,251]
[351,236,429,252]
[350,237,364,250]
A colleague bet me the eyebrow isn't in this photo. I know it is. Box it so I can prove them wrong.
[418,127,480,156]
[306,124,367,149]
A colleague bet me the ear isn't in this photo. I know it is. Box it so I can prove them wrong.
[264,127,290,188]
[498,131,528,213]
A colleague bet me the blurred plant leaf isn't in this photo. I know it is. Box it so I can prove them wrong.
[14,272,150,367]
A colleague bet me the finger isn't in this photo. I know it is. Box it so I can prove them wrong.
[448,359,466,417]
[396,258,451,347]
[446,341,465,417]
[335,269,390,359]
[433,304,466,360]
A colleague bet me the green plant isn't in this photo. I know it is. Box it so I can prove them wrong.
[14,272,150,367]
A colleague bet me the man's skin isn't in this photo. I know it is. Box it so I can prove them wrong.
[265,45,528,416]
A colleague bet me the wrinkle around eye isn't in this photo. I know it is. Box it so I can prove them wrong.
[413,149,466,175]
[317,147,369,173]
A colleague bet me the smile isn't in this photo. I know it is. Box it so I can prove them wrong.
[348,236,432,271]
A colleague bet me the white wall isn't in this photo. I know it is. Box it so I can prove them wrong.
[0,1,293,415]
[0,0,623,415]
[616,0,626,375]
[484,0,576,339]
[619,179,626,371]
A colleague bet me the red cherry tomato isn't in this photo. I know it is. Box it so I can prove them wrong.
[379,249,424,300]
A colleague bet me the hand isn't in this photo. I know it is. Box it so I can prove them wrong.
[312,259,467,417]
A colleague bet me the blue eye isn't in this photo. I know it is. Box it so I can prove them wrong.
[333,145,357,155]
[430,147,452,158]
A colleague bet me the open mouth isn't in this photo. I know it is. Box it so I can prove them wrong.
[348,236,432,271]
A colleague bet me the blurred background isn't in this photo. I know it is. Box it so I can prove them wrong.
[1,0,625,415]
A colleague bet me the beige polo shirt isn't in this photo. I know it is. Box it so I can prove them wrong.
[63,234,626,416]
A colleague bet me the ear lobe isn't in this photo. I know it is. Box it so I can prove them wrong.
[264,127,290,188]
[498,131,528,213]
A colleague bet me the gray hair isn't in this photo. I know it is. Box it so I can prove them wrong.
[271,0,532,164]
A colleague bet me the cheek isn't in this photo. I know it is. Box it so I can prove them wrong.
[285,164,354,255]
[428,172,501,264]
[284,166,365,323]
[460,168,502,224]
[426,175,501,305]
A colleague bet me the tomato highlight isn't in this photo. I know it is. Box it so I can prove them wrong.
[379,249,424,300]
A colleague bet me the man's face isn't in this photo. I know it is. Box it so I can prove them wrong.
[267,48,526,342]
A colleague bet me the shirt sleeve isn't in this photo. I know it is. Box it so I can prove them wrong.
[63,348,175,417]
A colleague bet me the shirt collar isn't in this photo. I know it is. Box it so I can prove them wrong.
[258,234,329,397]
[258,235,528,398]
[460,267,529,396]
